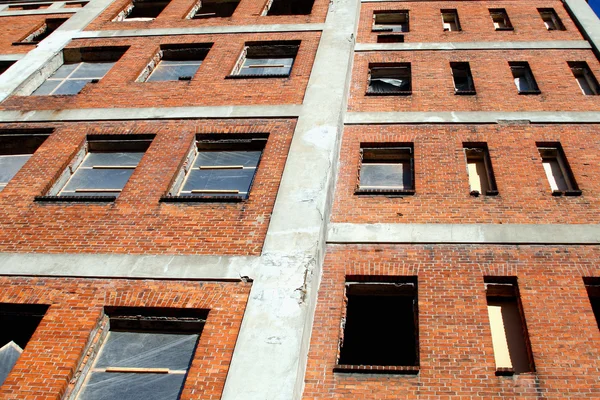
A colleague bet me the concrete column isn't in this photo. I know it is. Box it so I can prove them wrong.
[219,0,360,398]
[563,0,600,54]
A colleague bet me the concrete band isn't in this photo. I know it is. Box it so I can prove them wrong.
[355,41,591,51]
[345,111,600,124]
[0,9,78,16]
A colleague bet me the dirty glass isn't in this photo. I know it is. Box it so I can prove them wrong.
[78,372,186,400]
[239,57,293,76]
[147,60,202,81]
[360,162,412,190]
[194,151,261,168]
[32,62,116,96]
[0,154,31,187]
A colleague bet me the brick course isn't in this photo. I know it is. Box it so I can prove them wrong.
[303,244,600,399]
[0,118,294,255]
[332,124,599,224]
[0,276,251,400]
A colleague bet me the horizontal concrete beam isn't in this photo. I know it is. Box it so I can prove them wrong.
[0,252,259,280]
[0,54,25,62]
[328,223,600,244]
[0,104,302,122]
[0,9,78,16]
[76,23,326,38]
[355,40,591,51]
[345,111,600,124]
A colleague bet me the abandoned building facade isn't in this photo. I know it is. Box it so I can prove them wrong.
[0,0,599,398]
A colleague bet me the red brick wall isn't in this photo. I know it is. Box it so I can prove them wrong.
[358,1,582,43]
[303,244,600,399]
[84,0,329,30]
[0,118,294,255]
[349,49,600,112]
[0,276,251,400]
[0,14,72,54]
[332,124,599,224]
[1,32,320,111]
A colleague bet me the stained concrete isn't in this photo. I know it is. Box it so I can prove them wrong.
[355,40,591,51]
[345,111,600,124]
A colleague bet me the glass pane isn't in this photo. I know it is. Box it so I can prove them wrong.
[193,151,261,168]
[243,57,293,66]
[369,78,409,92]
[182,168,255,194]
[61,168,134,194]
[360,163,412,189]
[95,331,199,370]
[70,62,115,79]
[0,155,31,184]
[0,341,23,386]
[78,372,185,400]
[32,79,61,96]
[147,63,201,81]
[82,152,143,168]
[240,58,293,75]
[50,63,79,79]
[53,79,90,95]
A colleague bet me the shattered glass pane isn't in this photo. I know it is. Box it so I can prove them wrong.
[82,152,143,168]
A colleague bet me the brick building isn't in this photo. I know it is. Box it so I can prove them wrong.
[0,0,598,398]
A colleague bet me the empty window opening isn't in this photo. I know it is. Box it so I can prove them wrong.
[231,41,299,77]
[32,47,127,96]
[372,11,409,33]
[71,307,207,399]
[464,144,497,196]
[485,278,534,376]
[538,8,565,31]
[8,3,50,10]
[451,62,475,94]
[188,0,239,18]
[117,0,170,21]
[537,143,580,195]
[377,34,404,43]
[569,61,600,95]
[490,9,513,30]
[337,278,418,369]
[264,0,314,15]
[0,129,51,191]
[441,9,460,32]
[509,62,540,94]
[367,63,411,95]
[163,134,265,201]
[0,61,15,76]
[358,145,414,194]
[0,303,49,386]
[16,18,67,45]
[63,1,89,8]
[141,44,211,82]
[584,278,600,330]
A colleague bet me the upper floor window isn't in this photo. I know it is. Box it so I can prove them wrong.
[230,41,299,78]
[115,0,170,21]
[367,63,411,95]
[490,9,513,30]
[450,62,475,94]
[537,143,581,196]
[188,0,239,18]
[357,145,414,194]
[538,8,565,31]
[372,11,409,33]
[32,47,127,96]
[509,62,540,94]
[264,0,314,15]
[568,61,600,95]
[15,18,67,45]
[0,129,51,191]
[441,9,461,32]
[463,144,498,196]
[140,44,211,82]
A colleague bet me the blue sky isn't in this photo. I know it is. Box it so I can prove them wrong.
[589,0,600,18]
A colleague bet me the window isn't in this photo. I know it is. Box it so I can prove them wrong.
[490,9,513,30]
[509,62,540,94]
[451,62,475,94]
[0,129,51,191]
[538,8,565,31]
[71,307,206,400]
[37,135,153,201]
[464,144,498,196]
[372,11,409,33]
[230,41,299,78]
[188,0,239,18]
[537,143,581,196]
[0,304,49,386]
[116,0,170,21]
[15,18,67,45]
[140,44,210,82]
[485,278,534,376]
[264,0,315,15]
[162,135,265,202]
[569,61,600,95]
[441,9,461,32]
[0,61,15,76]
[367,63,411,95]
[376,34,404,43]
[32,47,127,96]
[335,278,419,373]
[584,278,600,330]
[357,145,414,194]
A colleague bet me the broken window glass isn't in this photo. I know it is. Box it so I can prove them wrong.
[234,42,299,77]
[372,11,409,33]
[359,147,414,192]
[368,64,411,94]
[145,45,210,82]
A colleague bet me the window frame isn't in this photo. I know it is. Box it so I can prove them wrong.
[538,8,565,31]
[536,143,581,196]
[568,61,600,95]
[463,144,498,196]
[262,0,315,16]
[138,44,211,82]
[187,0,240,19]
[114,0,171,21]
[227,41,300,79]
[356,144,415,195]
[509,61,541,95]
[372,10,409,33]
[489,8,513,31]
[13,18,67,46]
[366,63,412,96]
[450,62,476,95]
[441,9,461,32]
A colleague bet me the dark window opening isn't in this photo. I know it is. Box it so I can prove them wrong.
[8,3,50,10]
[0,61,15,76]
[0,303,49,386]
[0,129,52,191]
[464,143,498,196]
[265,0,314,15]
[584,278,600,330]
[372,11,409,32]
[441,9,461,31]
[451,62,475,94]
[190,0,239,18]
[338,279,418,369]
[143,44,211,82]
[490,8,513,30]
[485,278,535,376]
[230,41,299,78]
[537,142,581,196]
[509,61,540,94]
[377,34,404,43]
[538,8,565,31]
[16,18,67,45]
[357,144,414,194]
[569,61,600,95]
[367,63,411,95]
[125,0,170,20]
